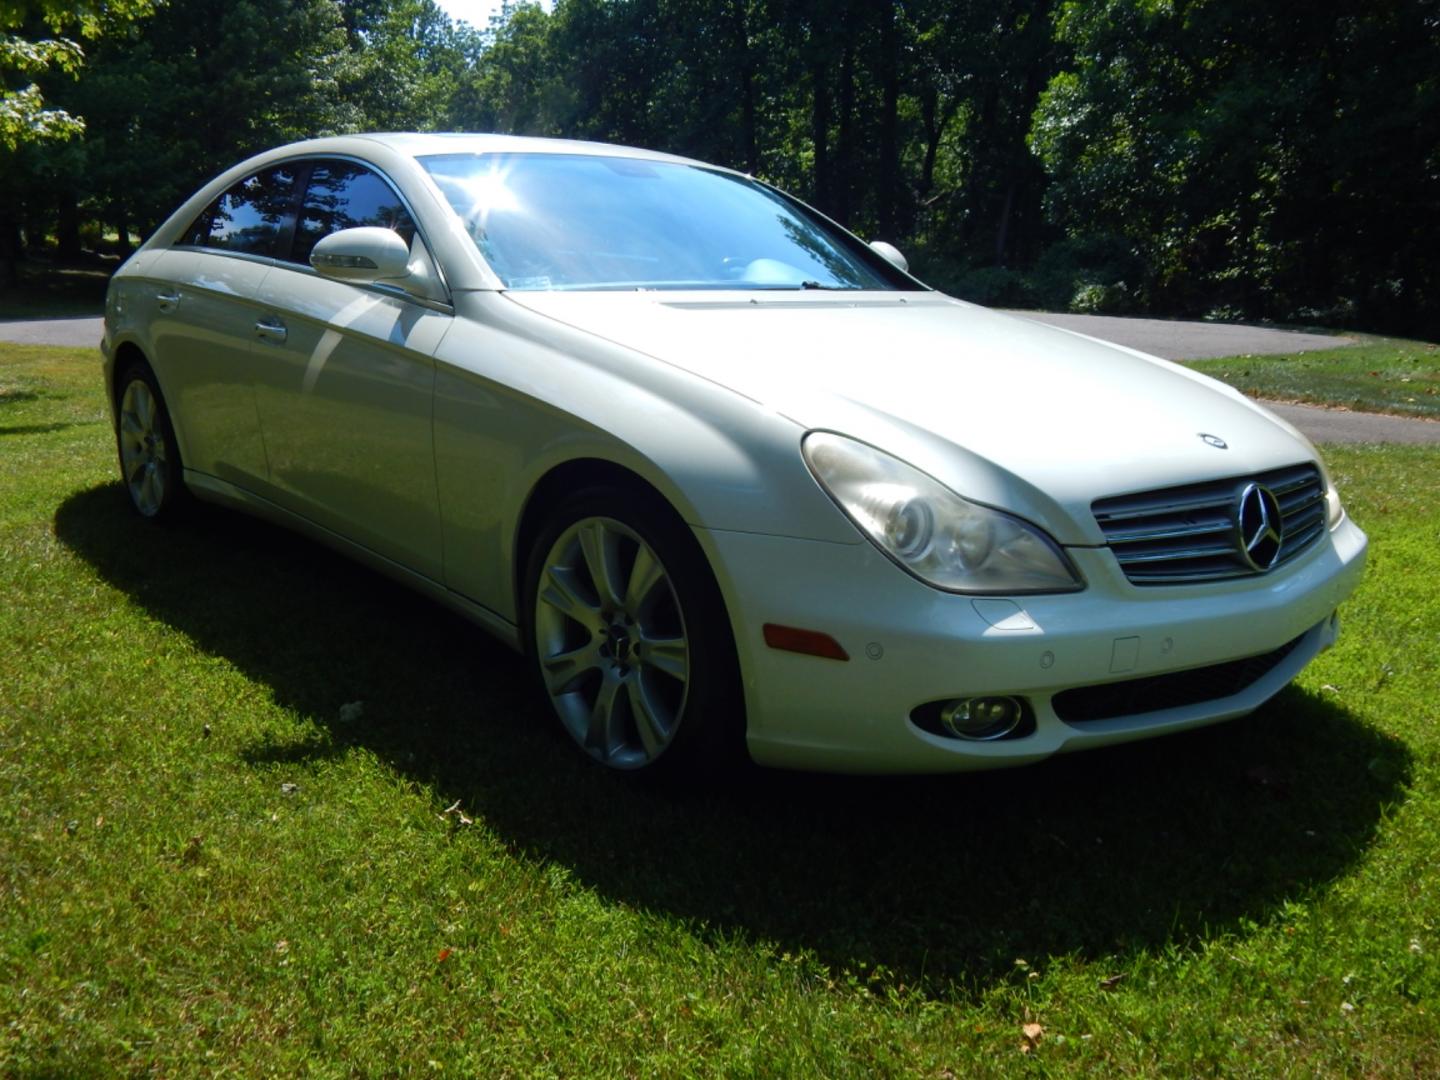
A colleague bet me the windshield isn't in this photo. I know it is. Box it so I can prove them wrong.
[419,152,902,292]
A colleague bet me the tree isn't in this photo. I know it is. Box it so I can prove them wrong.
[336,0,476,132]
[1032,0,1440,334]
[66,0,356,244]
[1,1,151,285]
[2,2,152,150]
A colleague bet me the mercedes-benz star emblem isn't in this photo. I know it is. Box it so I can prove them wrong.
[1236,482,1284,571]
[1199,433,1228,449]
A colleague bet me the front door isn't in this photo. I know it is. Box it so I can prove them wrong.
[249,160,451,581]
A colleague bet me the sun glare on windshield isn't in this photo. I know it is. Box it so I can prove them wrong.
[419,151,906,293]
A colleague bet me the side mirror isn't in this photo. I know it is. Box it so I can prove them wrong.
[310,227,412,283]
[869,240,909,273]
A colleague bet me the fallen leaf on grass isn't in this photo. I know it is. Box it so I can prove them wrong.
[181,835,204,864]
[280,782,299,795]
[436,947,453,963]
[1019,1022,1044,1053]
[440,800,473,827]
[1098,973,1126,990]
[1244,765,1292,797]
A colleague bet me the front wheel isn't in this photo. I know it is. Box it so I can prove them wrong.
[524,488,743,776]
[115,362,185,520]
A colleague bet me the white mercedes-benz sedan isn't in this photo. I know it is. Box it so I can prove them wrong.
[101,133,1367,775]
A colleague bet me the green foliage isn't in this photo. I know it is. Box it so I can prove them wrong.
[1033,0,1440,338]
[337,0,472,131]
[1,2,152,151]
[5,0,1439,340]
[3,343,1440,1073]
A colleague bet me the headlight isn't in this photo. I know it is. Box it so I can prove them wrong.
[1319,458,1346,528]
[803,432,1083,594]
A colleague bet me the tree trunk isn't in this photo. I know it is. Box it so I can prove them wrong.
[57,191,82,259]
[810,57,831,212]
[834,35,855,226]
[0,205,21,290]
[115,210,134,257]
[994,180,1016,266]
[730,1,759,174]
[877,1,900,238]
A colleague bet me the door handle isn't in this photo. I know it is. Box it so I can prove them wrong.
[255,318,288,344]
[156,290,180,314]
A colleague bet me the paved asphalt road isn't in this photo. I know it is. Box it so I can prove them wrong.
[3,311,1435,443]
[1000,310,1350,360]
[0,315,104,348]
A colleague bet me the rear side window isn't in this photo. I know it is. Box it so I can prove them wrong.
[290,161,416,267]
[183,167,300,256]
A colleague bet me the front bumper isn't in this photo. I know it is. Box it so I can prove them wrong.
[697,514,1367,773]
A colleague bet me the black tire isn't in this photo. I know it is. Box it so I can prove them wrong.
[522,485,745,778]
[114,360,187,521]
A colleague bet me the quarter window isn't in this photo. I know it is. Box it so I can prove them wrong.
[291,161,417,267]
[183,167,300,256]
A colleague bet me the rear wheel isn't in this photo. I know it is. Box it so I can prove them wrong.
[524,488,743,776]
[115,362,185,520]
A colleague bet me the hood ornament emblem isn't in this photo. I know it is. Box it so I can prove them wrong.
[1199,433,1228,449]
[1236,482,1284,572]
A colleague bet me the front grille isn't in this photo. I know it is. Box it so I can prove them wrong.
[1093,463,1326,585]
[1052,634,1304,724]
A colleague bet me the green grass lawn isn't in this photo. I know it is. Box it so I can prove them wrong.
[1189,336,1440,420]
[3,344,1438,1076]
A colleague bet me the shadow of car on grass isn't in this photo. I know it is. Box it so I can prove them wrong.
[54,482,1410,997]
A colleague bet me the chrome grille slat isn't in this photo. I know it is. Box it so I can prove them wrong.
[1093,463,1326,586]
[1116,541,1238,564]
[1092,495,1234,522]
[1105,519,1232,544]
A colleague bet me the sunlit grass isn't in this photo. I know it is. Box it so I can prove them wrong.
[2,344,1437,1075]
[1189,335,1440,419]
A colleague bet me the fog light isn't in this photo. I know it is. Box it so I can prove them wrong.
[939,696,1023,741]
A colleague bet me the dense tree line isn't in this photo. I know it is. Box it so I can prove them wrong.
[3,0,1437,337]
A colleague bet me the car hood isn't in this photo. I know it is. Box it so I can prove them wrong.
[502,291,1318,545]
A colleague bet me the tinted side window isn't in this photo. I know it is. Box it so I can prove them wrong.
[291,161,416,267]
[183,167,300,256]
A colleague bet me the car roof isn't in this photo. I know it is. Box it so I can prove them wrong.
[339,132,713,170]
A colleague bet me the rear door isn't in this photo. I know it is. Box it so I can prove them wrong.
[144,166,302,484]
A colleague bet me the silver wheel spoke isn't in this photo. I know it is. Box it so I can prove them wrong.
[140,466,160,512]
[539,565,602,632]
[578,521,625,612]
[640,635,687,681]
[134,386,154,429]
[541,641,603,695]
[586,671,625,753]
[625,543,664,613]
[628,680,666,757]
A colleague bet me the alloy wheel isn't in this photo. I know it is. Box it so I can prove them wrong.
[533,516,690,769]
[118,377,169,517]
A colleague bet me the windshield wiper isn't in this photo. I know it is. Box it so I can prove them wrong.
[799,280,846,290]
